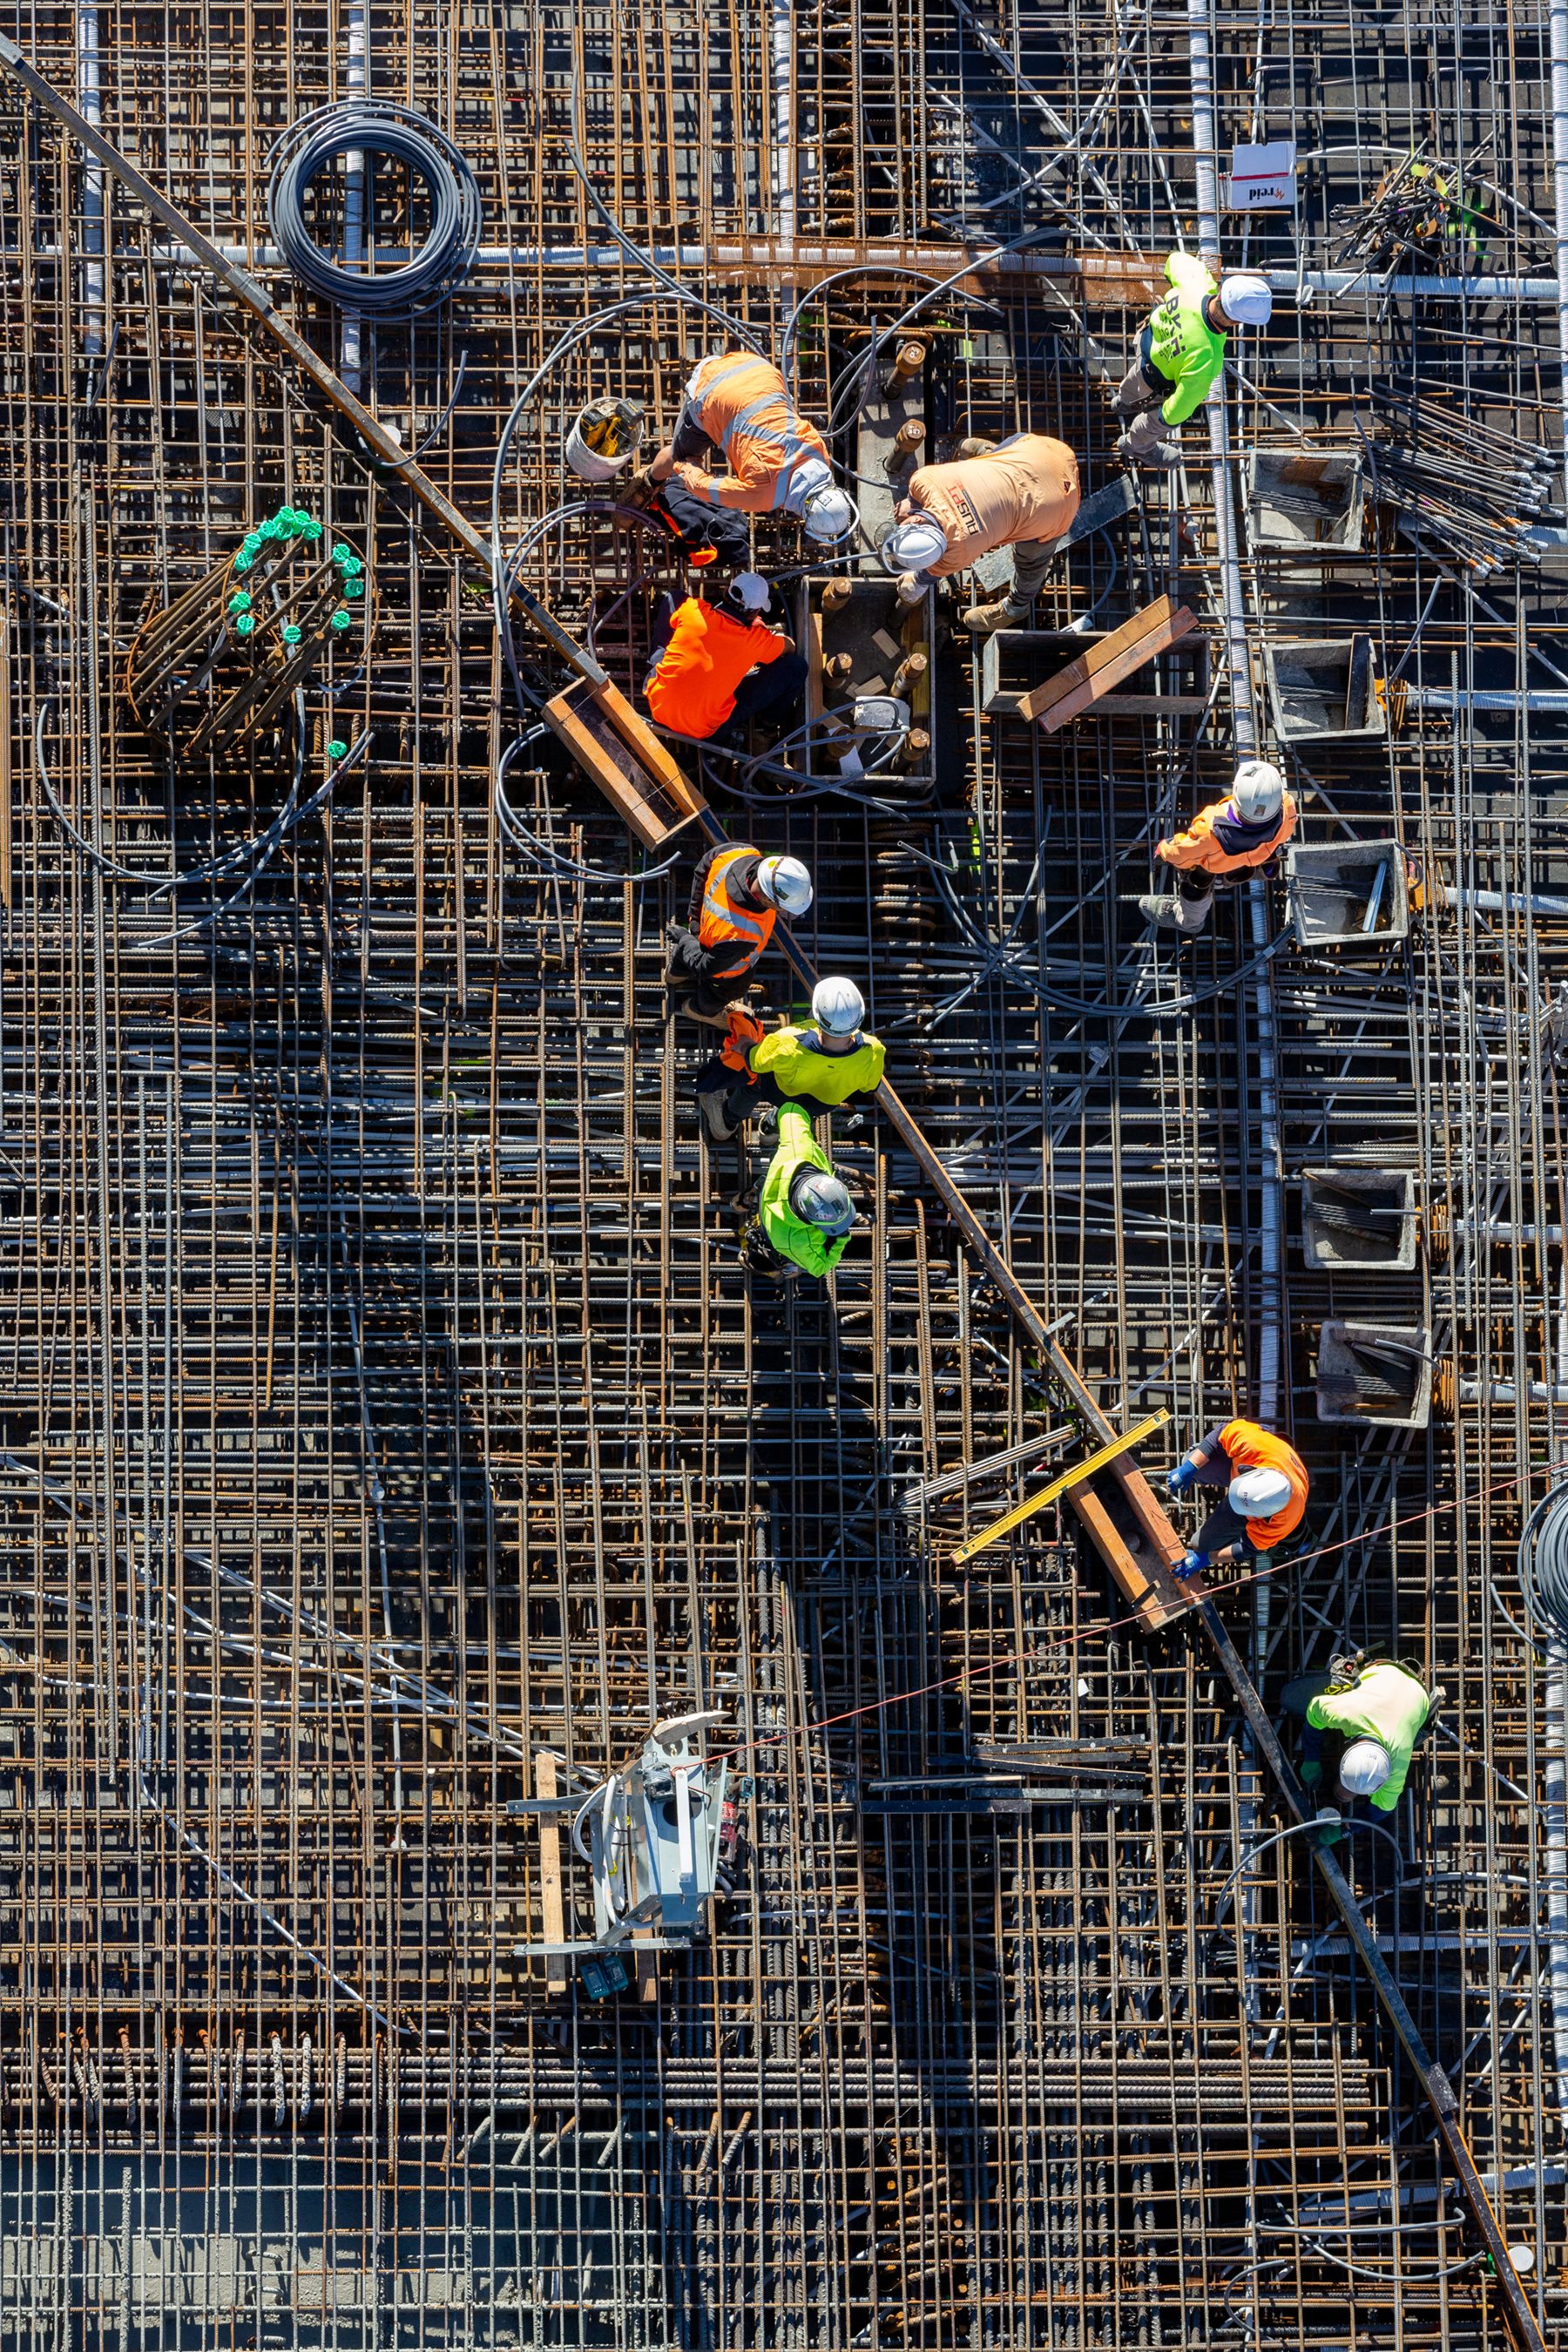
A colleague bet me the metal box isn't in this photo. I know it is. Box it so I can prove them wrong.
[1288,841,1409,947]
[1264,633,1385,741]
[1316,1321,1432,1429]
[1247,450,1366,556]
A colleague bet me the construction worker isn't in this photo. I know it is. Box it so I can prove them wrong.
[1114,255,1274,466]
[1282,1652,1436,1815]
[645,571,808,749]
[880,432,1082,632]
[1166,1415,1308,1574]
[694,976,884,1141]
[665,841,813,1022]
[1139,760,1297,935]
[633,352,857,543]
[752,1100,856,1281]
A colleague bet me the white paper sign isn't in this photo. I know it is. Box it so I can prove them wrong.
[1226,139,1297,211]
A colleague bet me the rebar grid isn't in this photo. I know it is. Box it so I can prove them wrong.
[0,0,1564,2341]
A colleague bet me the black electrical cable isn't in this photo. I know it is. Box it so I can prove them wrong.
[1517,1481,1568,1640]
[267,102,482,314]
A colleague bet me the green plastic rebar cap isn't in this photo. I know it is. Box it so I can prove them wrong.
[298,516,323,542]
[226,591,252,613]
[282,625,304,645]
[259,517,283,541]
[233,552,253,574]
[234,614,256,637]
[343,577,365,598]
[330,609,352,631]
[331,541,355,566]
[328,739,348,760]
[241,531,262,554]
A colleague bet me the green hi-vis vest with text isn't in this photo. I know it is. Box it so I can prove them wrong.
[1146,252,1227,426]
[1307,1660,1431,1812]
[759,1103,848,1281]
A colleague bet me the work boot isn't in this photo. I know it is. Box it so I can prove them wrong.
[1117,430,1181,470]
[956,436,997,458]
[699,1090,740,1144]
[1139,893,1189,931]
[963,597,1026,635]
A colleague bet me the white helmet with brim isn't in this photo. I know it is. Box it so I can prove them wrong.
[1338,1739,1393,1797]
[755,855,813,916]
[1231,759,1285,824]
[811,976,865,1042]
[1229,1465,1294,1518]
[1218,272,1273,327]
[882,515,948,576]
[792,1168,855,1236]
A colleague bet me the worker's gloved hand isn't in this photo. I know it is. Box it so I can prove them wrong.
[1166,1460,1198,1497]
[1179,1549,1208,1575]
[720,1007,765,1074]
[1299,1757,1323,1790]
[619,468,657,507]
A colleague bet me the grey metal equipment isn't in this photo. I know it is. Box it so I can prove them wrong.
[522,1711,731,1961]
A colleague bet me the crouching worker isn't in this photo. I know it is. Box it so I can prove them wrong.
[1140,760,1297,936]
[1166,1415,1308,1576]
[749,1102,857,1283]
[1282,1652,1436,1817]
[645,571,808,751]
[1114,253,1273,468]
[694,977,884,1142]
[665,841,813,1024]
[880,432,1082,634]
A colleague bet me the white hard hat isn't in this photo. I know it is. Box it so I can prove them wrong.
[882,515,948,575]
[811,976,865,1037]
[1338,1738,1393,1797]
[800,482,858,544]
[1219,272,1273,327]
[1229,1465,1294,1518]
[727,570,771,613]
[755,855,813,916]
[1231,759,1285,825]
[792,1166,855,1236]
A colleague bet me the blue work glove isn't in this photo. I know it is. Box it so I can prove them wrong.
[1166,1460,1198,1497]
[1179,1549,1208,1575]
[1300,1757,1323,1790]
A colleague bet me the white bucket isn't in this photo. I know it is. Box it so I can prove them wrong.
[564,399,645,483]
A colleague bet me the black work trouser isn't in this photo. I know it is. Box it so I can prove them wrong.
[665,928,760,1017]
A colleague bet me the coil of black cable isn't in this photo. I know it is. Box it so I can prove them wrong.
[267,102,482,314]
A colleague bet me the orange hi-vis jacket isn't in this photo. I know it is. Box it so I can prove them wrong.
[1215,1418,1308,1550]
[906,436,1080,576]
[1159,791,1298,877]
[696,845,776,979]
[674,354,832,512]
[645,598,789,742]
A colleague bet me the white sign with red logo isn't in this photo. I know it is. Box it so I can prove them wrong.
[1226,140,1297,211]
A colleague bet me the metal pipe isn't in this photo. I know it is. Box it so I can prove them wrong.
[1550,0,1568,501]
[75,0,104,357]
[340,0,368,393]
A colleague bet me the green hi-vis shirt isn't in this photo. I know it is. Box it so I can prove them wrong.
[1146,252,1227,427]
[749,1024,885,1108]
[759,1102,848,1281]
[1307,1660,1432,1812]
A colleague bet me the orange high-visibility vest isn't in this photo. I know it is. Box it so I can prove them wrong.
[700,847,775,978]
[677,354,831,512]
[1159,794,1298,876]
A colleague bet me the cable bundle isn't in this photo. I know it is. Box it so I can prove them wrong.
[267,102,481,313]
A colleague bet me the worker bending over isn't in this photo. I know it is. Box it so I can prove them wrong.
[881,433,1081,633]
[645,572,807,751]
[635,352,856,544]
[694,977,884,1143]
[1114,253,1273,468]
[754,1101,856,1282]
[1140,760,1296,935]
[1166,1415,1308,1575]
[1282,1652,1436,1815]
[666,841,812,1023]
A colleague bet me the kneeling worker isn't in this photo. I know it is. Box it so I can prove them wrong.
[1140,760,1296,936]
[881,432,1081,634]
[635,351,856,544]
[1114,253,1274,467]
[1283,1652,1436,1815]
[645,571,808,751]
[695,976,884,1141]
[665,837,813,1023]
[1166,1415,1308,1575]
[754,1100,857,1282]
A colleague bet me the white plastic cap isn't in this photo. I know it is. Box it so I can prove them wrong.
[1231,759,1285,824]
[1219,272,1273,327]
[882,515,948,575]
[1338,1739,1393,1797]
[727,571,771,612]
[1229,1465,1294,1518]
[793,1167,855,1235]
[800,482,858,544]
[811,976,865,1037]
[755,855,813,916]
